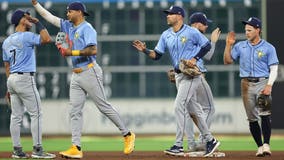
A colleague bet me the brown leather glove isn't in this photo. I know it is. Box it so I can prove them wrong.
[167,69,176,83]
[179,59,201,76]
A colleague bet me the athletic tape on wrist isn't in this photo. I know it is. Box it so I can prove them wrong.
[72,50,80,56]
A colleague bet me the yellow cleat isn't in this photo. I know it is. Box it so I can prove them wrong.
[124,132,135,154]
[59,144,83,159]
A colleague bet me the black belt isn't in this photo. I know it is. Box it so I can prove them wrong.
[242,77,268,83]
[75,57,89,64]
[16,72,34,76]
[174,68,181,74]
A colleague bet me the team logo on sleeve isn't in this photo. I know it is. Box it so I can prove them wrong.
[257,50,265,59]
[180,36,187,44]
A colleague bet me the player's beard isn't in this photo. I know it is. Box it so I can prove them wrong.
[198,29,205,33]
[167,19,177,27]
[25,22,32,31]
[167,19,173,27]
[67,14,72,22]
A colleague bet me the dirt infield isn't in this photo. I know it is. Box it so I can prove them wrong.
[1,151,284,160]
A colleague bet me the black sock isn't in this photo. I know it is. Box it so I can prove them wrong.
[261,115,271,144]
[76,145,81,151]
[124,132,131,137]
[249,121,263,147]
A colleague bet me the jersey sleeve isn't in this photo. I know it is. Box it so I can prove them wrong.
[26,32,41,46]
[83,25,97,47]
[60,19,72,32]
[154,31,167,55]
[2,41,9,62]
[191,29,209,48]
[231,42,241,61]
[267,45,279,66]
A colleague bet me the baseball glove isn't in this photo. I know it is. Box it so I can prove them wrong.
[55,32,72,56]
[5,91,11,107]
[257,94,271,111]
[179,59,201,76]
[167,69,176,83]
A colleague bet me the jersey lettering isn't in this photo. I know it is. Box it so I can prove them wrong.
[10,49,16,65]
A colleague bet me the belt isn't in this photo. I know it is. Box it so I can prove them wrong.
[72,63,94,73]
[242,77,268,83]
[13,72,34,76]
[75,57,89,64]
[174,68,181,74]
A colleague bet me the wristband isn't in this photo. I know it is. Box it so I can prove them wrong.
[71,50,80,56]
[35,21,46,32]
[143,48,151,55]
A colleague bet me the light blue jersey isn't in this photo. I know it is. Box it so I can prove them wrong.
[231,39,279,77]
[2,32,40,73]
[155,25,209,69]
[60,19,97,68]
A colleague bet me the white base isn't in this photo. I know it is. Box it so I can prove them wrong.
[184,151,226,157]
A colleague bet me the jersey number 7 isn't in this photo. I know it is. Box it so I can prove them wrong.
[10,49,16,65]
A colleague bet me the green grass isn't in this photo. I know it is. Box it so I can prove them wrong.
[0,135,284,152]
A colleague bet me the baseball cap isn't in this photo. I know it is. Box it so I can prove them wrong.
[67,1,89,16]
[163,6,185,17]
[242,17,262,29]
[11,9,30,26]
[189,12,212,26]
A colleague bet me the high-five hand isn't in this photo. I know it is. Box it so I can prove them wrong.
[226,31,236,46]
[211,27,221,43]
[31,0,38,5]
[132,40,146,52]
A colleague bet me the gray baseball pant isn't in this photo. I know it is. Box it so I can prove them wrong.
[7,73,42,147]
[69,62,129,146]
[174,73,213,148]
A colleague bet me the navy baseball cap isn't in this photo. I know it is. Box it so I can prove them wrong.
[189,12,212,26]
[67,1,89,16]
[242,17,262,29]
[11,9,30,26]
[164,6,185,17]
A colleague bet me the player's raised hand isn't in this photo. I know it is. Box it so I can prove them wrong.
[226,31,236,46]
[132,40,146,52]
[31,0,38,5]
[211,27,221,43]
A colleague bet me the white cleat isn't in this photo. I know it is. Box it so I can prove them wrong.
[262,143,271,156]
[256,146,264,157]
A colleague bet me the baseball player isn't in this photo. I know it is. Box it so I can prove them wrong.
[164,12,221,156]
[2,9,55,159]
[31,0,135,158]
[189,12,221,151]
[132,6,220,157]
[224,17,278,157]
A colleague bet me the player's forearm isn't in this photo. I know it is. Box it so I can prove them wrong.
[33,2,61,28]
[39,29,51,44]
[267,64,278,86]
[4,62,10,78]
[203,42,216,61]
[36,21,51,44]
[193,42,211,60]
[142,48,161,60]
[143,49,155,59]
[74,46,97,56]
[223,44,233,64]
